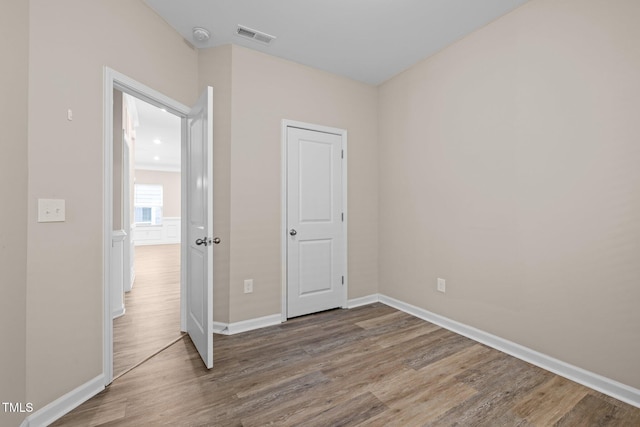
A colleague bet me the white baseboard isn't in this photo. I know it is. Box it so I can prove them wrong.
[213,297,381,335]
[212,314,282,336]
[377,293,640,409]
[125,269,135,293]
[112,306,125,319]
[212,321,228,335]
[20,374,104,427]
[347,294,379,308]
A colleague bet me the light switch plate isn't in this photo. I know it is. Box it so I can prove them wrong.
[38,199,66,222]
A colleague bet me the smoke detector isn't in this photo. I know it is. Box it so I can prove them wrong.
[236,25,276,45]
[192,27,211,43]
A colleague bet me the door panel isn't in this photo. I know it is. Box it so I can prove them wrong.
[299,239,333,295]
[186,87,213,369]
[287,127,344,318]
[299,139,333,222]
[188,247,205,327]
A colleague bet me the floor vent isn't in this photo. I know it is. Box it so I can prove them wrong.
[236,25,276,45]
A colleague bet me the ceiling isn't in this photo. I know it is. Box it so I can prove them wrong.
[131,96,181,172]
[132,1,529,164]
[144,0,530,85]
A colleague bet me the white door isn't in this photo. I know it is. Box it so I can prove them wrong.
[186,87,214,368]
[287,126,345,318]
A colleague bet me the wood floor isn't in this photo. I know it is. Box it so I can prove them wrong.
[113,244,182,378]
[54,303,639,426]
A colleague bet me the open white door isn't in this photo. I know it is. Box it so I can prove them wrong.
[186,86,214,368]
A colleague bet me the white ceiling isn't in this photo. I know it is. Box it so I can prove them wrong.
[132,1,530,162]
[131,96,181,172]
[144,0,530,85]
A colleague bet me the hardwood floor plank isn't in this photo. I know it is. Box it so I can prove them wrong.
[416,343,497,379]
[237,365,376,427]
[367,376,477,426]
[298,391,388,427]
[368,321,441,349]
[431,355,553,426]
[355,310,421,330]
[48,395,127,427]
[229,371,332,425]
[512,375,590,426]
[554,394,639,427]
[455,350,553,392]
[405,330,478,370]
[238,371,338,426]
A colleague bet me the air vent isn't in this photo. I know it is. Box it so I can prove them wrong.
[236,25,276,45]
[237,27,256,38]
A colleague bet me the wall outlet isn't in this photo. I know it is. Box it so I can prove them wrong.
[244,279,253,294]
[437,278,446,293]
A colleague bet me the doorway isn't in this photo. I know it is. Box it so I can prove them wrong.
[112,92,183,378]
[281,120,348,319]
[103,68,214,384]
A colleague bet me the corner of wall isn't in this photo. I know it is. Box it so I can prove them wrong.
[0,0,29,425]
[197,43,233,325]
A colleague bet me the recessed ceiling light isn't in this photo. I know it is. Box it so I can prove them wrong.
[153,139,162,145]
[153,156,160,161]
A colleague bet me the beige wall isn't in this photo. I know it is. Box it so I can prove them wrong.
[198,45,232,323]
[227,45,379,322]
[135,169,181,218]
[0,0,29,425]
[199,44,379,323]
[378,0,640,389]
[26,0,198,409]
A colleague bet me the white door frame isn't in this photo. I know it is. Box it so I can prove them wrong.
[280,120,348,321]
[122,134,132,293]
[103,67,189,385]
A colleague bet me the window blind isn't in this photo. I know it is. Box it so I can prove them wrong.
[134,184,163,207]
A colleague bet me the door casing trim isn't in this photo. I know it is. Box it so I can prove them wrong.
[280,120,348,321]
[103,67,189,385]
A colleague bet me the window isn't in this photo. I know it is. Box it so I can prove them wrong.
[134,184,163,225]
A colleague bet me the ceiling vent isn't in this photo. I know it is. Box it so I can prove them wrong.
[236,25,276,45]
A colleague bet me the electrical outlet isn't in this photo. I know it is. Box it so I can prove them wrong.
[244,279,253,294]
[437,278,446,293]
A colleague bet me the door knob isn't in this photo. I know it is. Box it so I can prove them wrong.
[195,237,209,246]
[212,237,221,244]
[289,229,297,236]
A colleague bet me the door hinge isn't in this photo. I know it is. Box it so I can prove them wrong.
[341,212,344,222]
[342,276,344,285]
[341,150,344,159]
